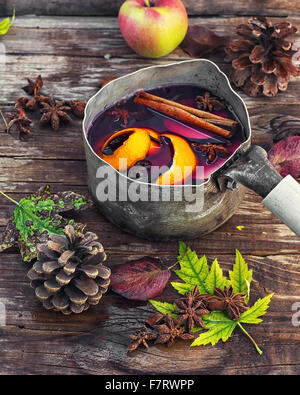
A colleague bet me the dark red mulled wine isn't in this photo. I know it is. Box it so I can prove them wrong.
[87,84,243,184]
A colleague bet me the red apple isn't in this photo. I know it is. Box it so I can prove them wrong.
[118,0,188,58]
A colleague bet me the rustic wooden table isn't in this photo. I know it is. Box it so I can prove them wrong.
[1,0,300,375]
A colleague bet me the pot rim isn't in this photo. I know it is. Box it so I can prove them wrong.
[82,58,251,188]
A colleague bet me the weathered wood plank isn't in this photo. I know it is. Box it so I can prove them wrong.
[0,100,285,160]
[1,188,300,256]
[1,16,300,105]
[1,252,300,298]
[1,0,300,17]
[0,157,87,184]
[1,12,300,375]
[0,106,86,159]
[1,54,299,106]
[0,54,173,104]
[0,100,299,257]
[0,100,281,160]
[0,252,299,374]
[4,16,300,55]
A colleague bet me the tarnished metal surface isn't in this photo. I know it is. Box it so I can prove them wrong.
[223,145,283,198]
[83,59,251,240]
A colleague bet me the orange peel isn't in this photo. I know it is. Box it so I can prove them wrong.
[156,133,197,185]
[101,128,161,152]
[99,128,152,171]
[148,130,162,155]
[101,128,133,151]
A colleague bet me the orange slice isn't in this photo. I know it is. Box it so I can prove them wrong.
[99,128,151,171]
[156,133,197,185]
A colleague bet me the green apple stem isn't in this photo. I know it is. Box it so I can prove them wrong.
[144,0,151,6]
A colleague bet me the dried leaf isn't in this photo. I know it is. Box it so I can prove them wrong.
[269,115,300,143]
[110,257,171,301]
[0,185,92,261]
[180,25,230,57]
[268,136,300,179]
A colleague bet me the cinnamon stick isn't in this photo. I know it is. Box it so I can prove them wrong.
[138,91,237,128]
[134,96,232,139]
[201,118,236,130]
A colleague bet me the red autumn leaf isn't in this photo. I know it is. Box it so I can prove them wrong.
[268,136,300,179]
[181,25,231,57]
[110,257,171,301]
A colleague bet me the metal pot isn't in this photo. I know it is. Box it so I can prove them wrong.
[83,59,300,240]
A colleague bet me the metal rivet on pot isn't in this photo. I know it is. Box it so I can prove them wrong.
[226,179,238,190]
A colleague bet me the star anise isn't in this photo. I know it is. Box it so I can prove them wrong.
[7,97,32,140]
[203,286,249,321]
[174,289,210,333]
[196,92,225,112]
[128,326,158,353]
[26,95,50,111]
[40,95,72,131]
[107,107,130,127]
[153,314,194,347]
[67,100,87,119]
[192,143,231,163]
[145,312,165,327]
[22,75,43,96]
[188,284,208,301]
[22,75,48,111]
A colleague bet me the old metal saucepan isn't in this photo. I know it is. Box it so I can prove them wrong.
[83,59,300,240]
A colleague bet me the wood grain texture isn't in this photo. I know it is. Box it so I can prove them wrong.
[0,252,300,375]
[1,0,300,16]
[0,14,300,375]
[1,16,300,105]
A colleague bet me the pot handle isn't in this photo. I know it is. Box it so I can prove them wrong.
[220,145,300,237]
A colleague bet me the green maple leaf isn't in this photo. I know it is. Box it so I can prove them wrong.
[0,9,15,36]
[229,250,253,302]
[191,311,237,346]
[171,241,210,294]
[0,185,92,261]
[148,300,178,319]
[239,293,274,324]
[192,293,274,354]
[205,258,231,294]
[171,241,229,295]
[147,243,274,355]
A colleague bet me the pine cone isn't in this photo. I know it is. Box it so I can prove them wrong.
[27,225,111,314]
[225,17,300,97]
